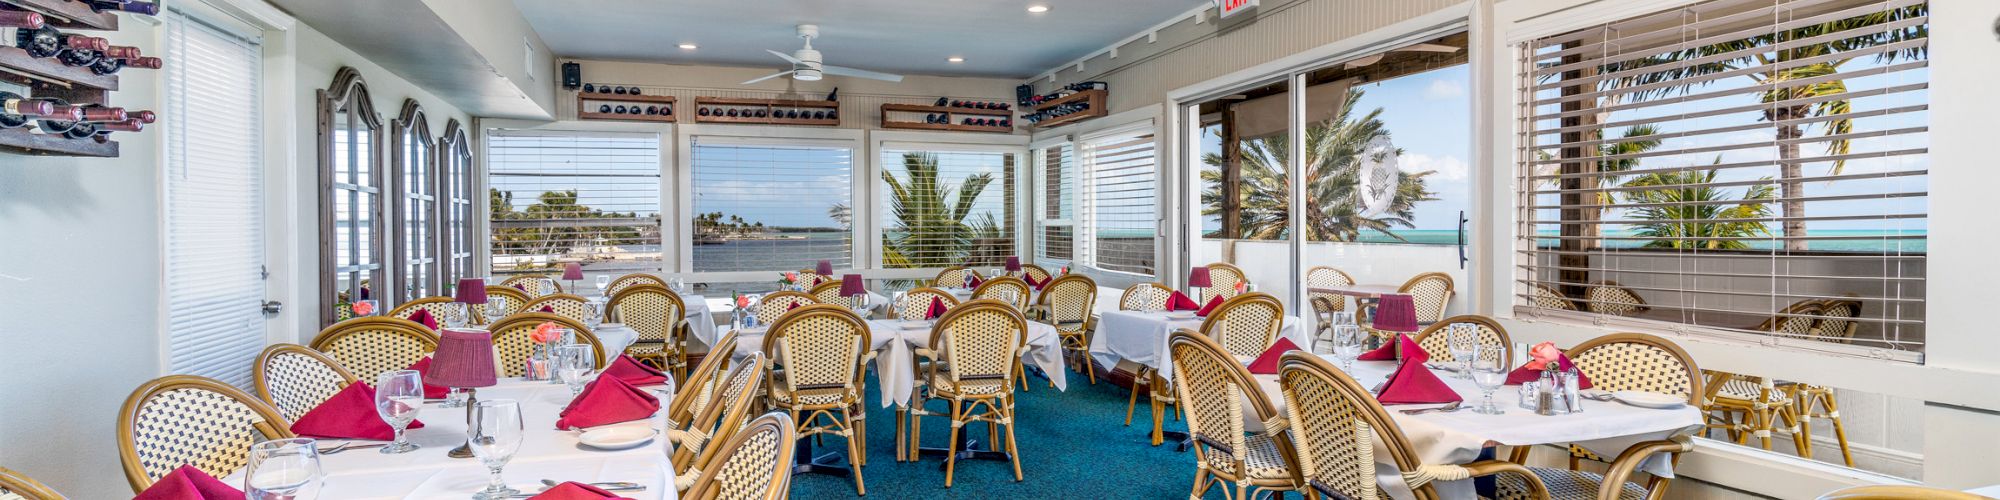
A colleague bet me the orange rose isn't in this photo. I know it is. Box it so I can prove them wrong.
[531,322,561,344]
[351,301,375,316]
[1524,341,1561,370]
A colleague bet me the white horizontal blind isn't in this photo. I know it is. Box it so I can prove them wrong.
[164,9,265,388]
[1515,0,1928,356]
[689,140,853,273]
[878,148,1016,269]
[1080,131,1159,277]
[486,132,663,278]
[1036,144,1076,268]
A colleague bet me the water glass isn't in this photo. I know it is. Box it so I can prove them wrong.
[536,278,557,297]
[482,297,510,324]
[468,399,524,499]
[584,300,606,329]
[1470,345,1509,415]
[442,302,471,329]
[1331,324,1363,372]
[555,344,594,396]
[669,277,686,294]
[245,437,323,499]
[1331,312,1356,326]
[1446,324,1477,379]
[595,275,611,296]
[373,370,424,454]
[849,293,872,317]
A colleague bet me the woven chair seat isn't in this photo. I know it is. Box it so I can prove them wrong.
[929,371,1008,396]
[767,383,849,406]
[625,342,669,355]
[1495,467,1647,500]
[1053,321,1087,335]
[1199,433,1292,480]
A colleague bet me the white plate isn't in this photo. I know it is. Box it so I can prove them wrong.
[1166,311,1197,320]
[1610,391,1686,409]
[578,427,656,450]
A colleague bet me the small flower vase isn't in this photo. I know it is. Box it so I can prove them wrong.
[525,344,551,381]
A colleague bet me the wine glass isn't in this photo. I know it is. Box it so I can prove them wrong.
[555,344,594,396]
[245,437,323,500]
[482,296,509,325]
[1331,324,1363,372]
[594,275,611,296]
[584,300,606,330]
[1447,324,1477,379]
[849,293,872,318]
[373,370,423,454]
[468,399,525,499]
[1331,311,1355,327]
[443,302,470,329]
[1470,345,1509,415]
[669,277,686,294]
[536,278,557,297]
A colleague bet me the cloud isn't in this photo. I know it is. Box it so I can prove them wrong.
[1400,153,1470,182]
[1423,78,1466,100]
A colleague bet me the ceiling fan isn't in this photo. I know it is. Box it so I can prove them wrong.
[742,24,905,85]
[1342,43,1462,70]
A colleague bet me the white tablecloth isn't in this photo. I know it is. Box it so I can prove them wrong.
[227,378,678,499]
[593,324,637,355]
[680,295,718,348]
[725,319,1064,408]
[1252,356,1702,500]
[942,287,1042,306]
[1088,310,1305,383]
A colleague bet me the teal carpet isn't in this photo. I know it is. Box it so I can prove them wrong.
[784,367,1244,498]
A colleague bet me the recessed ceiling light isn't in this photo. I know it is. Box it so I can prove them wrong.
[678,43,698,50]
[948,56,965,63]
[1027,5,1050,13]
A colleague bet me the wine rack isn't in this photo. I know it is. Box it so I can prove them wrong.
[691,97,839,126]
[1028,88,1107,129]
[0,0,146,158]
[879,102,1012,134]
[576,93,676,123]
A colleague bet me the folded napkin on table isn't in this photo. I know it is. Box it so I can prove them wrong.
[603,355,669,386]
[555,375,660,430]
[1246,337,1303,375]
[1166,291,1201,312]
[529,482,632,500]
[539,305,556,313]
[1194,295,1224,317]
[406,309,438,330]
[968,275,984,289]
[405,357,451,398]
[925,297,947,319]
[1027,274,1047,290]
[290,382,425,441]
[134,465,240,500]
[513,283,528,291]
[1505,354,1594,389]
[1374,338,1462,405]
[1357,333,1411,361]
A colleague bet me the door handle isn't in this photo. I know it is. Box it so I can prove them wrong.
[262,300,284,317]
[1457,210,1469,270]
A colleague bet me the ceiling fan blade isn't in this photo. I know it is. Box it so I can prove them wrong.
[766,49,804,64]
[1343,54,1386,69]
[1399,43,1462,53]
[821,64,904,82]
[741,70,795,85]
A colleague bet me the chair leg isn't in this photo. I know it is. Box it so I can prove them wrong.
[1084,352,1097,385]
[944,401,963,488]
[854,408,868,467]
[1189,466,1212,500]
[1125,372,1145,426]
[1150,385,1166,446]
[909,400,925,462]
[1754,408,1775,450]
[1821,391,1855,467]
[841,407,866,495]
[1507,445,1531,464]
[895,406,907,462]
[1017,359,1030,392]
[1005,403,1023,481]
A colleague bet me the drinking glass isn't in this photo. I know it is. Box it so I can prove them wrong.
[1470,345,1509,415]
[851,293,872,317]
[890,291,908,318]
[594,275,611,296]
[245,437,323,500]
[442,302,470,329]
[1331,324,1363,372]
[373,370,424,453]
[669,277,686,294]
[584,300,606,329]
[1331,312,1356,326]
[468,399,525,499]
[555,344,594,396]
[1447,324,1477,379]
[482,297,509,324]
[537,278,557,297]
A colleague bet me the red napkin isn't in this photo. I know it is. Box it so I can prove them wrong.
[514,283,528,291]
[529,482,631,499]
[555,375,660,430]
[407,309,438,330]
[539,305,556,313]
[1373,339,1462,405]
[1504,354,1593,389]
[603,355,668,386]
[1194,295,1224,317]
[134,465,241,500]
[1357,333,1409,361]
[925,297,947,319]
[1166,291,1201,311]
[289,383,425,441]
[1247,337,1302,374]
[1028,274,1048,290]
[787,302,800,312]
[406,357,451,399]
[968,275,984,288]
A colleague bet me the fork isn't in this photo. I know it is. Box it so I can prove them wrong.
[1399,401,1463,415]
[314,442,387,455]
[537,479,646,491]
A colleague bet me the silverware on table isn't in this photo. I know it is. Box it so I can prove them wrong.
[537,479,647,491]
[1398,401,1463,415]
[315,442,387,455]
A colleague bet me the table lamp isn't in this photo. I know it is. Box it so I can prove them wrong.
[454,278,487,325]
[1373,293,1421,335]
[428,327,498,458]
[815,260,834,276]
[562,263,584,292]
[840,274,867,315]
[1005,256,1021,277]
[1188,266,1212,299]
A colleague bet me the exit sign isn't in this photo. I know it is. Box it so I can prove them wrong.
[1217,0,1257,19]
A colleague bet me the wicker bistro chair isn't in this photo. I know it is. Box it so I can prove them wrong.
[1529,283,1580,311]
[487,313,607,377]
[388,296,460,327]
[1196,292,1286,359]
[908,300,1031,486]
[674,352,767,494]
[809,281,869,312]
[761,304,874,495]
[608,284,690,380]
[1700,371,1808,454]
[1202,262,1250,304]
[1818,485,1995,500]
[252,344,360,422]
[1585,281,1649,316]
[972,276,1034,311]
[1040,275,1099,384]
[1020,264,1053,285]
[795,269,833,289]
[933,266,983,289]
[0,466,63,499]
[682,412,798,500]
[667,332,738,432]
[522,293,595,324]
[756,291,821,326]
[1399,272,1455,324]
[1781,299,1862,467]
[474,285,532,323]
[1307,266,1356,350]
[1410,315,1514,365]
[307,317,439,382]
[501,274,561,296]
[1166,330,1302,500]
[1498,333,1705,500]
[1121,282,1177,312]
[895,287,961,320]
[606,273,666,297]
[117,375,296,492]
[1119,282,1185,441]
[1277,352,1549,500]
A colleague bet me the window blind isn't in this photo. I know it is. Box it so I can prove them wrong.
[487,132,663,277]
[441,131,475,285]
[689,140,853,273]
[1080,131,1159,277]
[878,148,1016,269]
[1036,144,1076,268]
[164,9,265,388]
[396,121,437,301]
[1515,0,1928,357]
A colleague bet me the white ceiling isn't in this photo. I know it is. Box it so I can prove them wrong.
[511,0,1203,79]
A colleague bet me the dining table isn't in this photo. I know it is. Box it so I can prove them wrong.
[723,316,1066,408]
[226,377,679,499]
[1088,309,1307,385]
[1308,284,1406,298]
[1247,355,1702,500]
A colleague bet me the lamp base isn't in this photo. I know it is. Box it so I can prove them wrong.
[448,388,479,458]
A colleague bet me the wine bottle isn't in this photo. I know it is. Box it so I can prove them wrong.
[0,10,45,30]
[628,87,642,95]
[612,86,626,95]
[826,109,838,120]
[583,83,596,93]
[661,104,672,116]
[93,1,160,15]
[934,97,949,107]
[754,108,768,118]
[614,105,627,114]
[76,104,126,123]
[697,107,710,116]
[0,91,67,129]
[644,106,657,115]
[598,104,612,113]
[59,45,139,68]
[130,110,157,124]
[14,25,108,59]
[725,108,738,117]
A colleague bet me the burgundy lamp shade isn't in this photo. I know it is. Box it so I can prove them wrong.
[1372,294,1421,333]
[561,262,584,281]
[839,274,866,297]
[1005,256,1021,271]
[815,260,834,275]
[426,328,498,388]
[454,279,488,304]
[1188,267,1213,288]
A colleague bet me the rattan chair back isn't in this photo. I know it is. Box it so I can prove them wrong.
[522,293,594,324]
[0,466,61,499]
[896,287,960,320]
[972,276,1033,310]
[1398,272,1455,323]
[1202,262,1250,304]
[607,273,666,296]
[1196,292,1285,359]
[1410,315,1512,364]
[682,412,797,500]
[252,344,359,422]
[1042,274,1098,327]
[757,291,820,326]
[388,296,458,326]
[487,313,606,376]
[307,317,439,382]
[1120,282,1177,312]
[928,300,1029,395]
[608,284,685,345]
[933,266,982,289]
[1585,281,1647,316]
[762,304,871,409]
[117,375,294,492]
[1307,266,1355,315]
[1278,351,1431,500]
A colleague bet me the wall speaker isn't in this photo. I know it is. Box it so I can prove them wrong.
[561,62,581,90]
[1015,84,1033,106]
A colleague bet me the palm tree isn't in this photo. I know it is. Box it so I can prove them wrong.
[1582,4,1927,249]
[880,152,995,268]
[1201,89,1438,242]
[1619,161,1776,250]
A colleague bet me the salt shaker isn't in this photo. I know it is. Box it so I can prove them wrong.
[1535,370,1558,416]
[1560,369,1584,414]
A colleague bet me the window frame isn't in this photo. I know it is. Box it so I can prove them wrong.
[390,99,439,303]
[869,131,1031,281]
[676,126,865,286]
[438,119,475,287]
[317,67,386,326]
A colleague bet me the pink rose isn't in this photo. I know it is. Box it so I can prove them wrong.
[1524,341,1561,370]
[351,301,375,316]
[1234,281,1247,293]
[531,322,560,344]
[785,272,798,281]
[736,295,751,308]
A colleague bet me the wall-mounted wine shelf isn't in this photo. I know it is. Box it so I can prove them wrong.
[6,0,117,31]
[691,97,839,126]
[576,93,676,123]
[879,103,1012,134]
[1,0,133,158]
[1029,89,1107,129]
